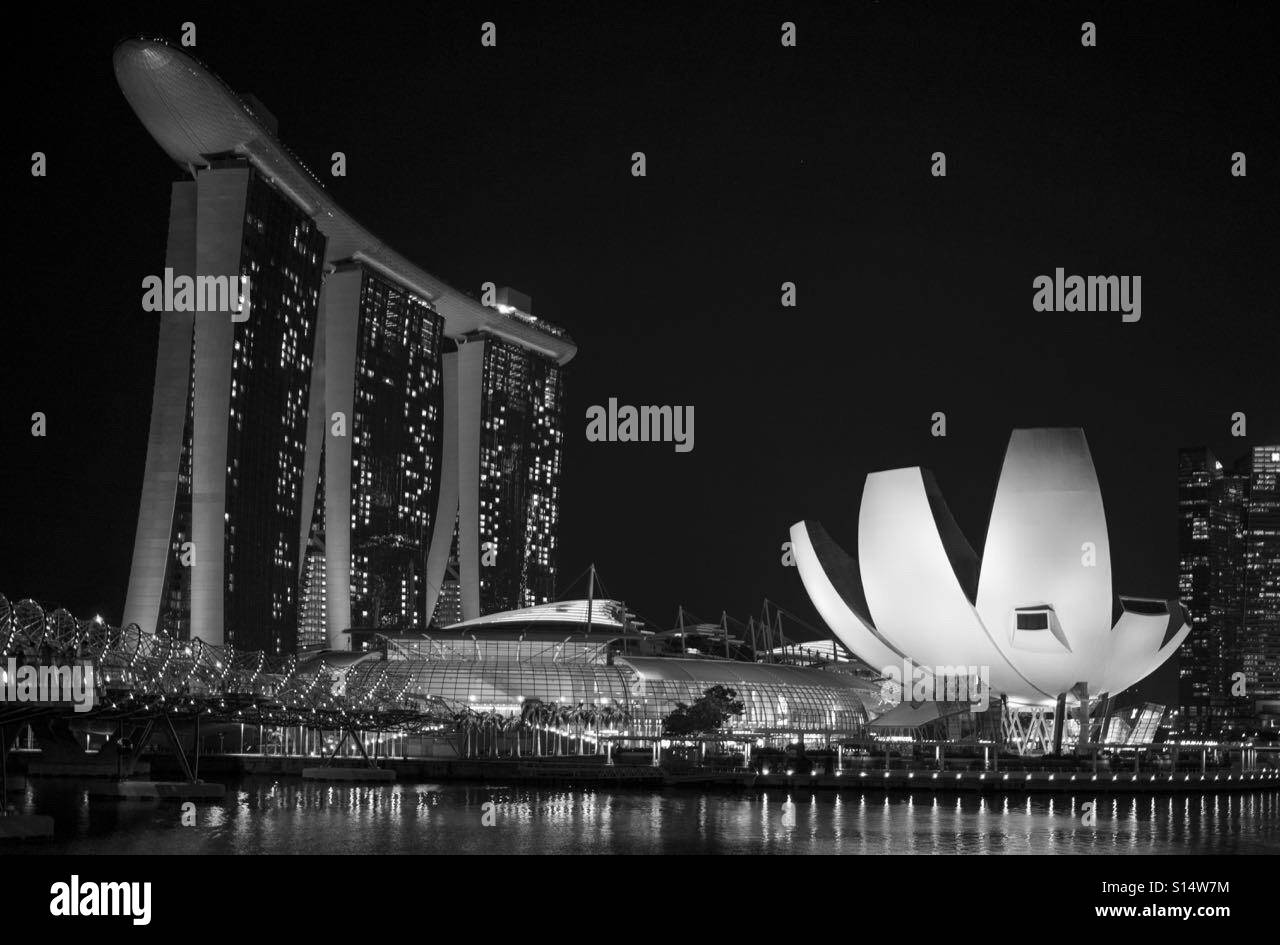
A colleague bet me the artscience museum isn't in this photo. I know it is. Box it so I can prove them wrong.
[791,428,1191,754]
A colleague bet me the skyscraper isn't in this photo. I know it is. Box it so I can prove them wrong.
[121,162,327,656]
[423,317,568,630]
[1176,444,1280,733]
[301,263,446,644]
[1176,449,1244,734]
[115,38,575,654]
[457,324,566,617]
[1242,446,1280,706]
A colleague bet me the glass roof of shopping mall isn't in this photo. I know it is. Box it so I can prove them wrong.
[618,656,878,692]
[445,599,628,632]
[347,654,886,734]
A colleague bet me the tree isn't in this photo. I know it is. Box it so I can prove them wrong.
[573,703,596,754]
[521,699,544,756]
[554,703,572,755]
[662,685,746,737]
[451,709,477,757]
[483,709,502,757]
[499,713,520,758]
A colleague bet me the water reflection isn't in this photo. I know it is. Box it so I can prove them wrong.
[11,779,1280,854]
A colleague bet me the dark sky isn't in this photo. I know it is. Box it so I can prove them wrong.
[4,0,1277,696]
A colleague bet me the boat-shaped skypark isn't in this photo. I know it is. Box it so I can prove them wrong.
[114,37,575,363]
[115,37,574,656]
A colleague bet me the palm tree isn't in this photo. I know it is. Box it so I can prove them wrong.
[553,703,570,755]
[570,703,584,755]
[614,703,630,750]
[598,705,617,756]
[519,700,533,756]
[537,703,551,755]
[544,703,557,755]
[592,704,607,754]
[451,709,471,758]
[485,709,502,758]
[595,705,610,759]
[581,704,599,754]
[454,707,483,758]
[502,713,520,759]
[474,709,487,757]
[522,699,546,757]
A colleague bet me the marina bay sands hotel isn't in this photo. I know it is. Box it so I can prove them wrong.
[114,38,575,656]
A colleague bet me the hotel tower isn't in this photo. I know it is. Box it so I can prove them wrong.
[114,38,574,655]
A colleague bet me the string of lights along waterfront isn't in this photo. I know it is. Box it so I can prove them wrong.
[3,7,1277,884]
[12,779,1279,856]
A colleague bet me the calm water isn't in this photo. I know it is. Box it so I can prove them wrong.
[8,777,1280,854]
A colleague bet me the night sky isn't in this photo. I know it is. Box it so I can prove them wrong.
[5,2,1277,704]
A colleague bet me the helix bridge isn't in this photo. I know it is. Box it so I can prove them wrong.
[1,593,453,778]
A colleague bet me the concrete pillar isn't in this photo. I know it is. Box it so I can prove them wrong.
[423,352,460,626]
[123,181,197,634]
[190,167,250,647]
[1073,682,1090,757]
[297,274,327,589]
[1052,692,1067,755]
[1096,693,1114,746]
[455,342,486,620]
[320,266,363,649]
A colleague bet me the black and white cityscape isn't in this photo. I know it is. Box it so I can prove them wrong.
[2,0,1277,913]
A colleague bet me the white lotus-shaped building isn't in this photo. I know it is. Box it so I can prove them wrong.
[791,428,1189,710]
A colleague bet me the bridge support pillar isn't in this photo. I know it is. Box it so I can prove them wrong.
[1072,682,1090,757]
[1051,693,1067,754]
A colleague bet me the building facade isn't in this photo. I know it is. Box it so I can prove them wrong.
[345,600,882,742]
[121,162,327,655]
[1177,448,1245,733]
[789,429,1191,758]
[1242,447,1280,707]
[115,38,575,654]
[300,263,448,646]
[458,331,566,616]
[1177,444,1280,733]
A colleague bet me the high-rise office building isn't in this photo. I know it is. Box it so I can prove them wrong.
[1176,449,1245,733]
[1176,444,1280,733]
[115,38,575,653]
[1242,446,1280,704]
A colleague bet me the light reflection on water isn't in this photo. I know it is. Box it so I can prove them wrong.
[11,778,1280,854]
